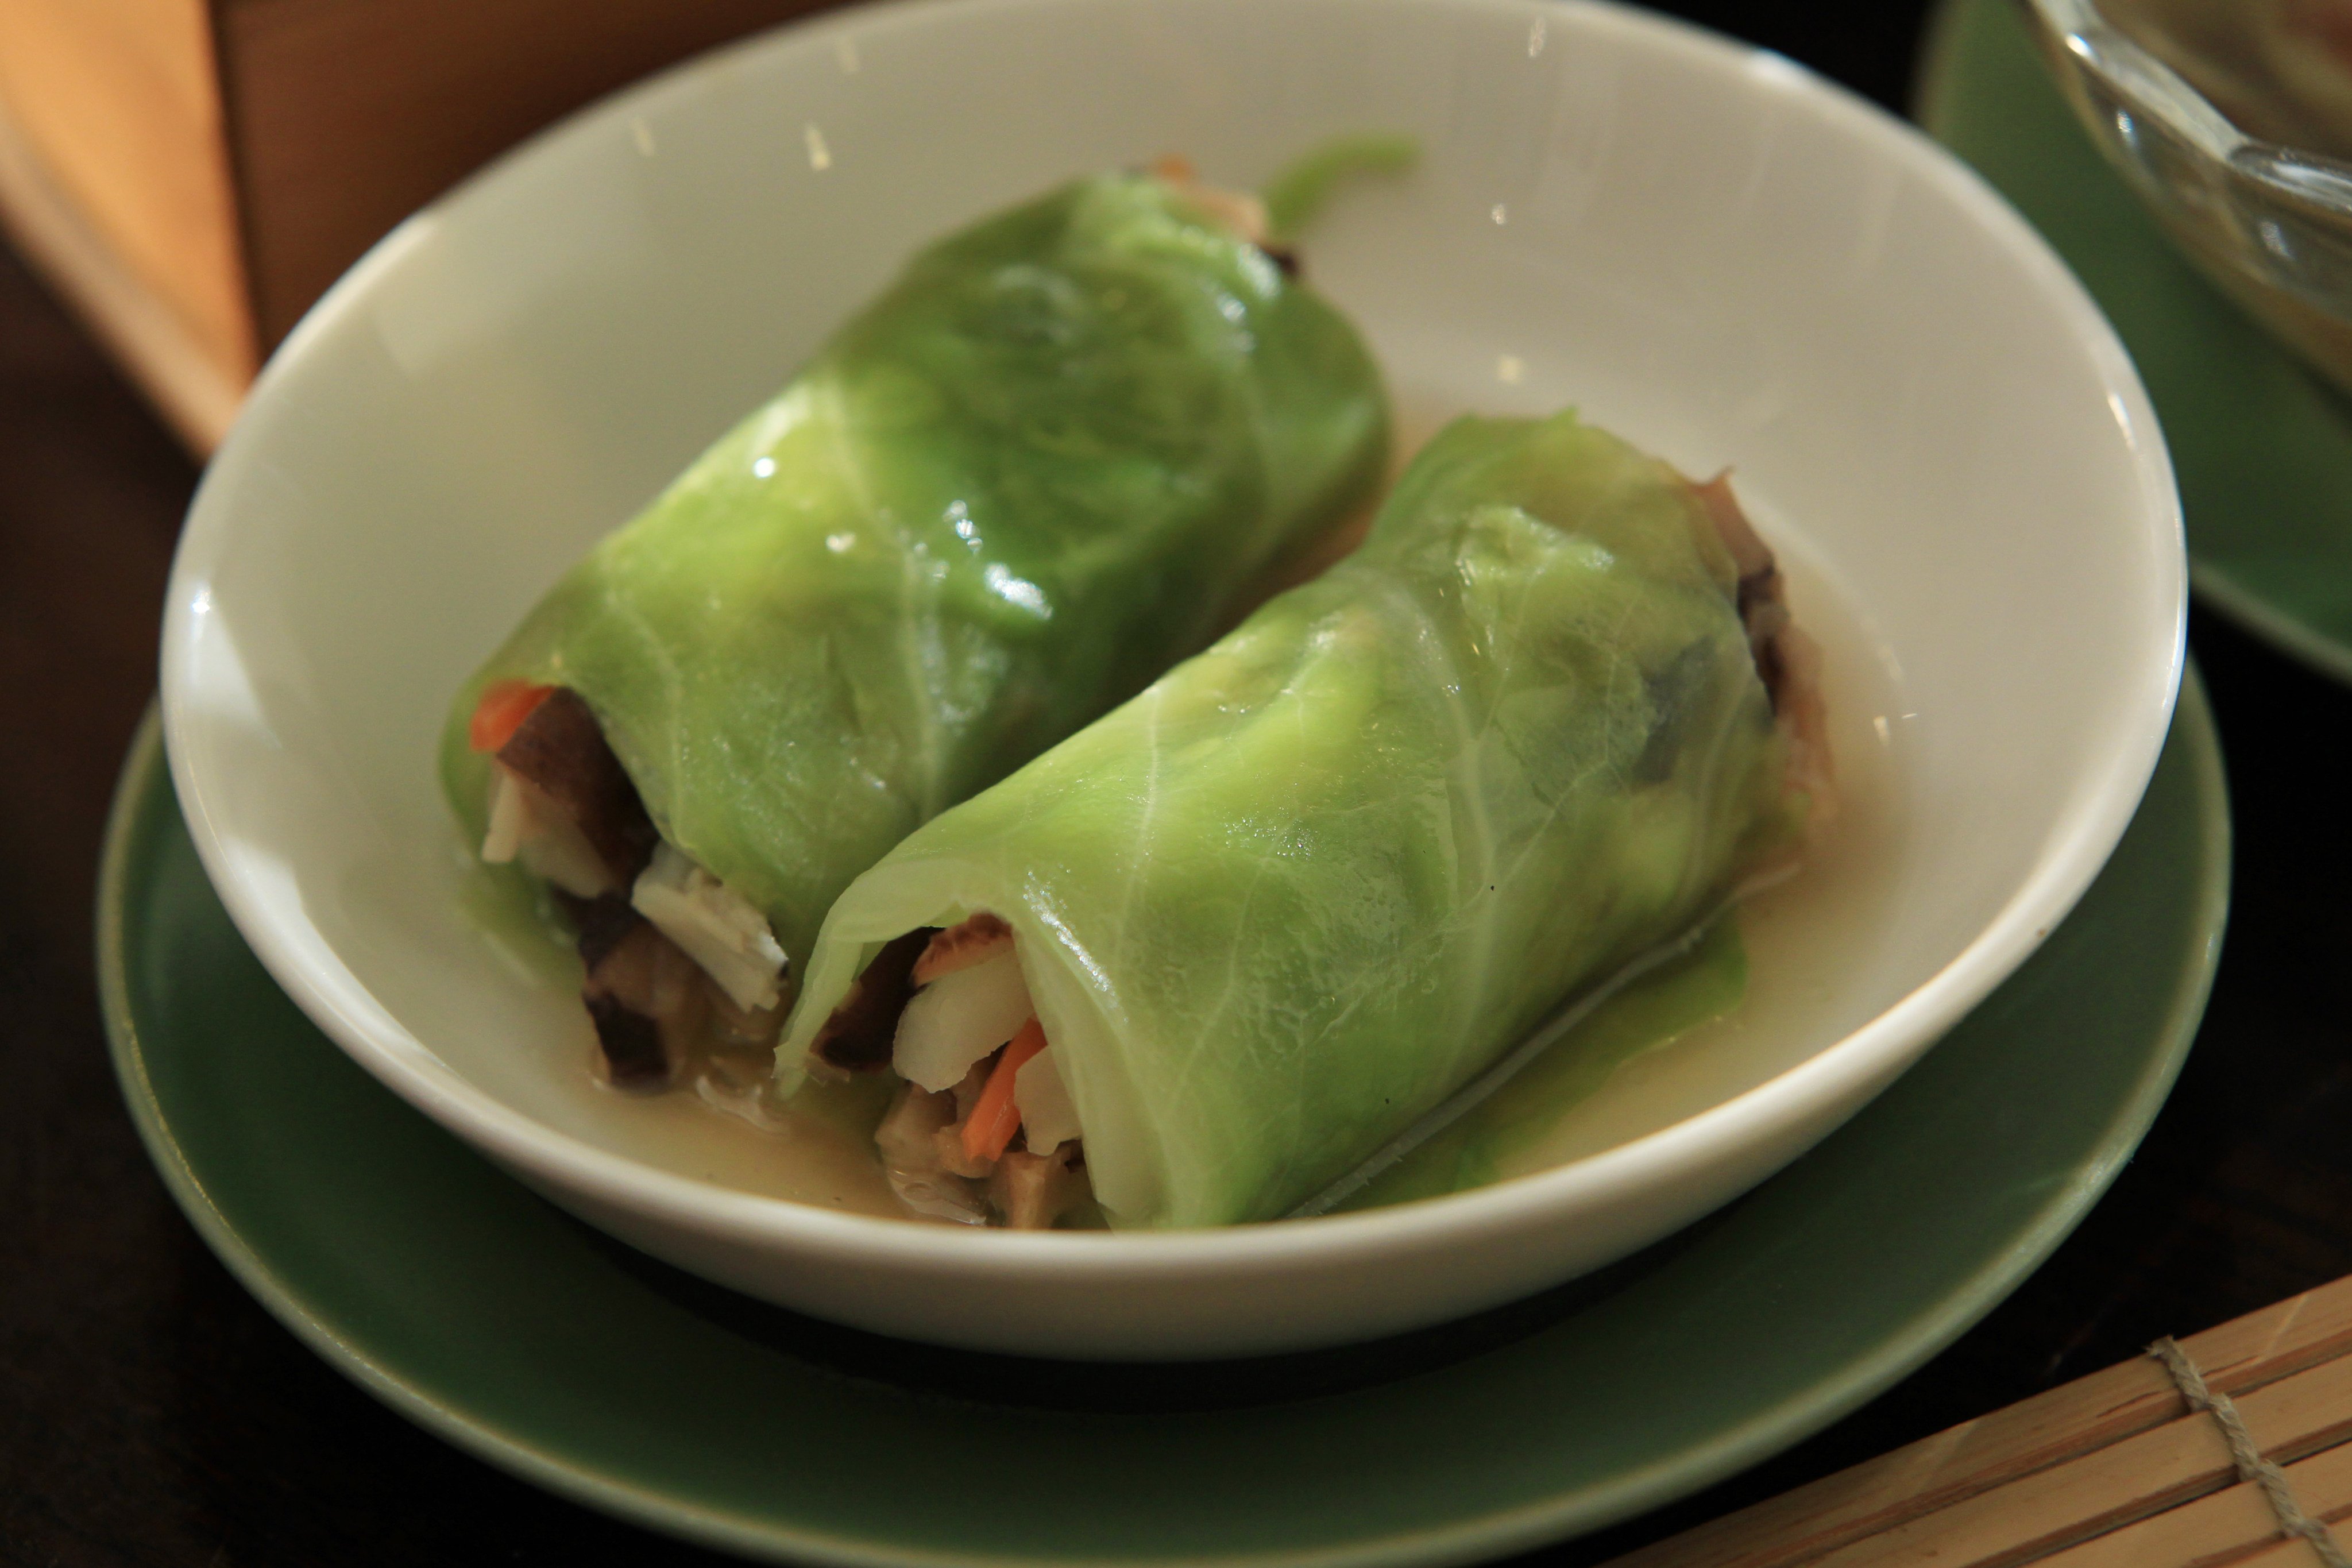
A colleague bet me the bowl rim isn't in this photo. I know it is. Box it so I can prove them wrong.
[161,0,2187,1278]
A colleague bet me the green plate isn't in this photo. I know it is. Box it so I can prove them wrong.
[98,677,2227,1567]
[1920,0,2352,683]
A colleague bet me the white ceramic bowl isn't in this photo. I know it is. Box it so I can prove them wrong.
[162,0,2183,1359]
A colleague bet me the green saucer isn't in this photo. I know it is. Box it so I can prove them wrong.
[98,679,2227,1566]
[1920,0,2352,682]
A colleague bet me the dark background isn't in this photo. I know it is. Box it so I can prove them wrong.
[9,2,2352,1562]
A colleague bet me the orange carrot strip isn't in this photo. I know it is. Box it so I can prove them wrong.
[470,681,556,752]
[961,1017,1046,1167]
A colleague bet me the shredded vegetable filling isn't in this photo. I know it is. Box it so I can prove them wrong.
[816,914,1092,1228]
[470,683,791,1087]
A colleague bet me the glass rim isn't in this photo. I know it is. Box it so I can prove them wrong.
[2022,0,2352,215]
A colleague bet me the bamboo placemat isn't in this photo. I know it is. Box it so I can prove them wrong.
[1609,1275,2352,1567]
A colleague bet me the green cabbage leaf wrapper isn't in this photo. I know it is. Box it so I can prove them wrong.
[440,171,1389,970]
[780,412,1809,1228]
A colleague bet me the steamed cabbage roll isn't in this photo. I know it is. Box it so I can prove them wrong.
[441,161,1392,1089]
[778,411,1829,1229]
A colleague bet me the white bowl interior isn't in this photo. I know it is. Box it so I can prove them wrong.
[163,0,2180,1341]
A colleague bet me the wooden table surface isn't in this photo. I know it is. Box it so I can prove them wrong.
[8,4,2352,1563]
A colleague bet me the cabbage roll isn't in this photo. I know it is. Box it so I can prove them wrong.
[779,411,1828,1229]
[441,162,1391,1088]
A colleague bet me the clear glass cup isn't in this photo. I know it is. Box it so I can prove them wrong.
[2026,0,2352,391]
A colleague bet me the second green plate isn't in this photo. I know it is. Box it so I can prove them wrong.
[1921,0,2352,681]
